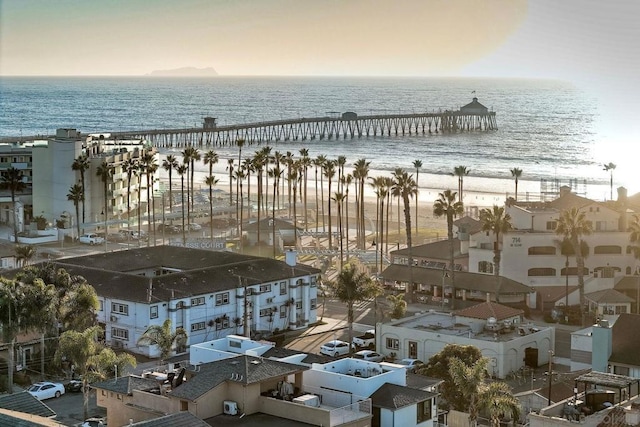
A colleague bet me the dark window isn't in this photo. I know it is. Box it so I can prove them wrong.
[528,246,556,255]
[594,245,622,255]
[386,338,399,350]
[528,268,556,276]
[417,399,432,423]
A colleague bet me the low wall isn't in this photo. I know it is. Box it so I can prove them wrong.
[258,396,330,426]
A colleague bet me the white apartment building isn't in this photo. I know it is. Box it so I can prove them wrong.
[49,246,319,357]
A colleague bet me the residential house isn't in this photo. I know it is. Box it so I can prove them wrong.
[378,301,554,379]
[0,392,60,426]
[243,217,301,248]
[44,246,320,357]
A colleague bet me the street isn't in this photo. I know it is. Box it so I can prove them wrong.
[41,390,104,427]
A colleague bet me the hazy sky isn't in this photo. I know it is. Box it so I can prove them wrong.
[2,0,639,139]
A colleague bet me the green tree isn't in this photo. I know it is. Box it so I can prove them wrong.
[332,191,346,268]
[162,154,179,212]
[555,207,593,326]
[15,244,37,267]
[413,159,423,235]
[328,264,380,355]
[67,183,84,238]
[386,293,407,319]
[353,158,370,249]
[449,356,489,426]
[510,167,522,201]
[479,205,513,302]
[55,326,136,420]
[72,154,90,224]
[478,381,521,427]
[137,319,187,364]
[603,162,616,201]
[392,169,418,302]
[1,167,26,243]
[452,165,470,202]
[433,190,464,309]
[176,164,188,245]
[418,344,484,411]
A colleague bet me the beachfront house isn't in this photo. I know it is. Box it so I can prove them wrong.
[37,246,319,357]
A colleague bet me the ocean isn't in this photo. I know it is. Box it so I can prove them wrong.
[0,76,626,204]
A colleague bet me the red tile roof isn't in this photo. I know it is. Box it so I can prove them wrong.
[454,301,523,321]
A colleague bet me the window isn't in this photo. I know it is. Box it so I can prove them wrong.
[215,318,229,330]
[296,301,302,309]
[259,284,272,293]
[386,338,399,350]
[594,245,622,255]
[417,399,432,423]
[112,327,128,340]
[215,292,230,306]
[280,305,287,318]
[99,300,104,312]
[478,261,493,274]
[310,298,317,310]
[191,297,205,306]
[546,221,557,230]
[528,268,556,276]
[280,282,287,295]
[528,246,556,256]
[191,321,206,332]
[111,303,129,315]
[310,276,317,287]
[150,305,158,319]
[408,341,417,359]
[260,308,276,317]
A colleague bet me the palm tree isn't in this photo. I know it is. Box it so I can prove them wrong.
[370,176,386,273]
[1,167,26,242]
[314,155,328,231]
[300,148,311,231]
[15,244,36,267]
[353,158,370,249]
[123,158,138,241]
[205,175,219,242]
[478,382,521,427]
[72,154,90,224]
[328,264,379,355]
[176,164,188,245]
[449,356,489,427]
[393,169,418,302]
[269,166,283,257]
[343,174,353,254]
[556,207,593,326]
[324,160,336,249]
[413,159,423,235]
[56,325,136,420]
[181,148,195,224]
[479,205,513,303]
[137,319,187,364]
[96,161,113,239]
[452,165,470,203]
[332,192,346,268]
[510,167,523,200]
[141,151,157,243]
[603,162,616,200]
[433,190,464,308]
[235,168,247,252]
[162,155,179,212]
[226,158,235,206]
[67,184,84,239]
[235,139,245,220]
[203,149,219,179]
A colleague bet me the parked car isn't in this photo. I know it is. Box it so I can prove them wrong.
[398,358,424,373]
[65,379,83,393]
[27,381,65,400]
[119,229,147,241]
[352,329,375,349]
[78,233,105,245]
[319,340,352,357]
[187,223,202,231]
[157,223,180,234]
[353,350,384,362]
[82,417,106,427]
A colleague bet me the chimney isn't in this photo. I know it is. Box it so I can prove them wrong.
[285,249,297,267]
[559,186,571,197]
[591,319,613,373]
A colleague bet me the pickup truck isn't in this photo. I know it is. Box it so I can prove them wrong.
[352,329,376,349]
[78,233,105,245]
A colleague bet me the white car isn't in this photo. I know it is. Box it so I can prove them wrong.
[398,358,424,373]
[353,350,384,362]
[319,340,352,357]
[82,417,106,427]
[78,233,105,245]
[188,223,202,231]
[27,381,65,400]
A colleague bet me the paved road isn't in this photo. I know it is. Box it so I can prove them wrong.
[43,390,105,427]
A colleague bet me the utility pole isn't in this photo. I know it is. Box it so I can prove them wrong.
[548,350,554,406]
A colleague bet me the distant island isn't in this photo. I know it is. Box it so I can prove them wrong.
[146,67,218,77]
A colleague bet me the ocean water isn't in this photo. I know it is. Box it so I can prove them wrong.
[0,76,624,203]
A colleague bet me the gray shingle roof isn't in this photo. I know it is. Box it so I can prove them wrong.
[0,409,60,427]
[370,383,437,409]
[261,347,332,365]
[610,313,640,366]
[585,288,634,304]
[92,375,159,395]
[130,412,209,427]
[32,246,319,303]
[0,392,56,418]
[169,355,308,401]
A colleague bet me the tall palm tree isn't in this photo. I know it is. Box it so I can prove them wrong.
[300,148,311,231]
[313,156,326,232]
[452,165,470,203]
[226,158,235,206]
[123,158,138,241]
[72,154,90,224]
[137,319,187,364]
[370,176,386,273]
[15,244,36,267]
[269,165,283,257]
[205,175,219,243]
[96,161,113,239]
[203,149,219,179]
[383,176,394,259]
[236,138,245,217]
[337,155,347,193]
[603,162,616,200]
[67,184,84,239]
[141,151,157,243]
[343,174,353,254]
[1,167,26,243]
[181,148,196,224]
[433,189,464,308]
[392,169,418,302]
[479,205,513,303]
[353,158,370,249]
[324,160,336,249]
[413,159,423,235]
[176,164,188,245]
[290,161,300,245]
[332,191,346,268]
[273,151,285,210]
[162,155,179,212]
[556,207,593,326]
[328,263,379,356]
[136,162,144,242]
[510,167,523,201]
[235,167,247,252]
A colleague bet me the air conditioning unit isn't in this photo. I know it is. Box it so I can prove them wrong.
[266,297,274,304]
[223,400,238,416]
[110,315,118,322]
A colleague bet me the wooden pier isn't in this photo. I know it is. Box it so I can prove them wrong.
[0,98,497,147]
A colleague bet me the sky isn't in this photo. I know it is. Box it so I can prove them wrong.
[2,0,640,139]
